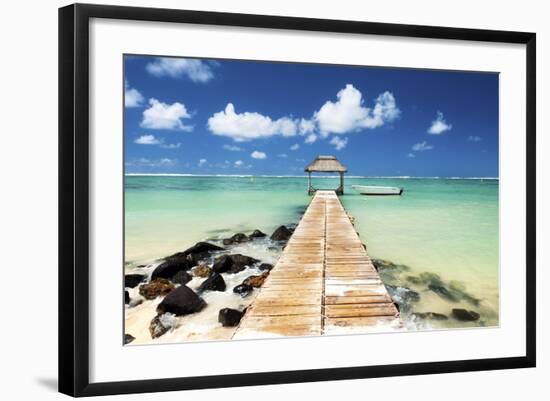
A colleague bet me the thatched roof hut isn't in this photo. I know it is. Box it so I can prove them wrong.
[304,155,347,195]
[304,155,347,173]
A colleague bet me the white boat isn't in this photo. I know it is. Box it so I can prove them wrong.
[352,185,403,196]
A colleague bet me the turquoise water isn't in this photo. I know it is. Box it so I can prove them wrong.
[125,175,499,329]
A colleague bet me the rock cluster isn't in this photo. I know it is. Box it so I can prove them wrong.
[125,233,279,340]
[222,229,267,245]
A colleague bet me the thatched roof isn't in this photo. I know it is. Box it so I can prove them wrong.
[304,155,347,173]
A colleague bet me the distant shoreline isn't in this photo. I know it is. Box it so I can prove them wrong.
[125,173,499,180]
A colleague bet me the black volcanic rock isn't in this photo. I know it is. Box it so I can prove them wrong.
[386,285,420,304]
[212,255,233,273]
[156,286,206,316]
[212,254,259,274]
[124,334,135,344]
[232,233,249,243]
[125,274,147,288]
[233,283,253,297]
[181,241,224,255]
[228,254,259,273]
[258,263,274,271]
[172,270,193,285]
[451,308,480,321]
[428,283,460,302]
[218,308,244,327]
[168,242,225,266]
[249,229,267,239]
[270,225,292,241]
[222,233,250,246]
[198,273,226,292]
[151,258,191,281]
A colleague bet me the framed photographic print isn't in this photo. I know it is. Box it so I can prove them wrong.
[58,3,536,397]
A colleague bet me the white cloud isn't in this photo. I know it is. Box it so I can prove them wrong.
[304,133,317,144]
[208,103,297,142]
[234,160,244,167]
[412,141,434,151]
[198,158,207,167]
[251,150,267,159]
[278,153,288,158]
[290,143,300,151]
[407,153,416,158]
[157,158,176,167]
[468,135,482,142]
[428,111,452,134]
[160,143,181,149]
[146,58,214,83]
[141,98,193,131]
[134,134,161,145]
[223,144,243,151]
[134,134,181,149]
[299,118,315,135]
[207,84,398,143]
[330,136,348,151]
[124,81,145,108]
[126,158,176,168]
[314,84,400,135]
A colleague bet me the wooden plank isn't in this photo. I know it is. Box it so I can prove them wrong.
[253,298,322,307]
[325,304,398,318]
[325,316,402,328]
[325,295,393,305]
[247,305,322,316]
[325,285,390,297]
[240,315,321,328]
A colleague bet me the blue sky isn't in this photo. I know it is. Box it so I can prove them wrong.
[124,55,499,177]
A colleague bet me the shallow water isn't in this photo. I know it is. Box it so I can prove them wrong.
[124,175,499,341]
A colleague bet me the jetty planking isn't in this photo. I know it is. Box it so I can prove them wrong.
[233,190,402,339]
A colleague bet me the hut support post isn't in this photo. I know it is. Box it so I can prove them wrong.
[337,172,344,195]
[308,172,314,195]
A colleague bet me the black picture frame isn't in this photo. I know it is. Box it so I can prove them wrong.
[58,3,536,397]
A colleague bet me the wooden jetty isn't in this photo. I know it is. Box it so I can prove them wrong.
[233,190,402,339]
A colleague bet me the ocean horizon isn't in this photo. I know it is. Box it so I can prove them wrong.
[125,173,499,180]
